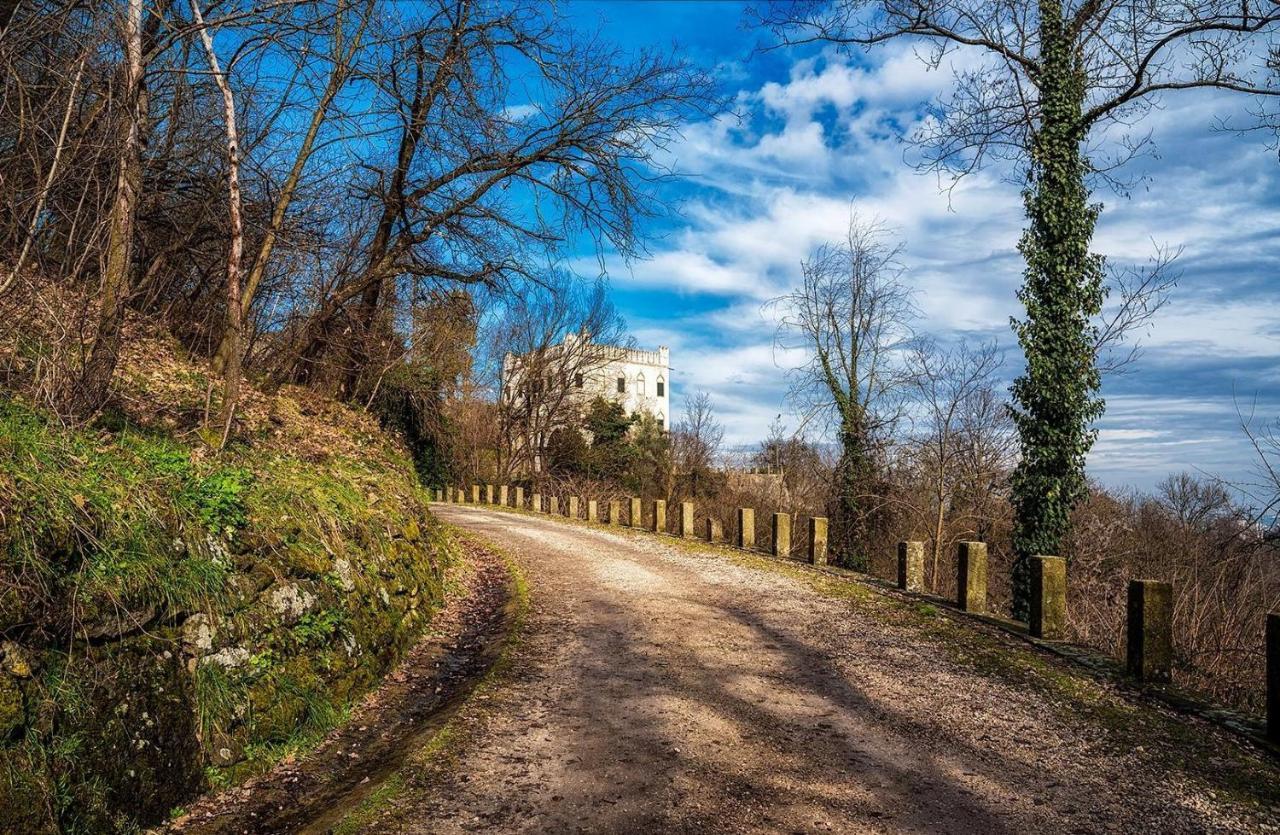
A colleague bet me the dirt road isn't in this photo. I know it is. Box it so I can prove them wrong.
[342,505,1280,834]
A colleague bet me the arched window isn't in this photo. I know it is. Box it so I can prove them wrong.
[656,376,665,397]
[636,372,645,396]
[657,411,665,430]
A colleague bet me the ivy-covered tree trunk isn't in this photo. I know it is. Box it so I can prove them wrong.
[1008,0,1106,621]
[833,416,873,571]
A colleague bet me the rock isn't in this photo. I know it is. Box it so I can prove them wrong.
[205,647,250,669]
[333,558,356,592]
[83,603,158,640]
[182,615,215,655]
[208,727,245,766]
[266,582,316,626]
[1,642,32,678]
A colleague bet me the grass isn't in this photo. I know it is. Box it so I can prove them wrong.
[0,398,234,624]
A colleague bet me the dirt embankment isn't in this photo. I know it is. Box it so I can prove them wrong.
[0,327,456,832]
[163,536,513,835]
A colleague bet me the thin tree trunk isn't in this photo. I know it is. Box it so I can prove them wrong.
[1,59,84,296]
[190,0,243,448]
[932,472,945,593]
[76,0,146,414]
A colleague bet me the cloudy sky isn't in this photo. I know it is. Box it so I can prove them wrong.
[564,1,1280,493]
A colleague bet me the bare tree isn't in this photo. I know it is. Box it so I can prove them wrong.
[210,0,374,376]
[1236,401,1280,538]
[672,390,724,497]
[269,0,713,395]
[1,0,711,435]
[908,339,1012,590]
[756,2,1280,184]
[76,0,151,414]
[770,212,918,568]
[1095,244,1181,376]
[189,0,244,446]
[0,58,85,296]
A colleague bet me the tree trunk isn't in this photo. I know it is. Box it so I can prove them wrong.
[190,0,243,448]
[75,0,147,415]
[1008,0,1105,620]
[932,473,945,593]
[834,417,871,571]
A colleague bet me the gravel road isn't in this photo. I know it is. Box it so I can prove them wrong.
[356,504,1280,834]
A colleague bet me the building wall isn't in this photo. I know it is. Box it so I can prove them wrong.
[578,345,670,428]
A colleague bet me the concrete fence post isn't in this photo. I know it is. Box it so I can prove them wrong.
[514,486,524,509]
[587,499,598,523]
[771,513,791,557]
[568,496,580,519]
[1127,579,1173,682]
[679,502,695,538]
[898,541,924,592]
[1268,613,1280,743]
[609,500,622,526]
[499,485,509,507]
[1029,556,1068,640]
[653,500,666,534]
[629,497,642,528]
[471,485,480,504]
[736,508,755,549]
[456,488,465,504]
[485,484,494,504]
[808,517,828,565]
[956,541,987,614]
[705,518,723,544]
[532,492,542,513]
[549,496,559,516]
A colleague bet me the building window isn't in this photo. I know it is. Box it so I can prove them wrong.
[575,373,584,388]
[657,412,665,430]
[617,376,625,393]
[656,378,665,397]
[636,373,645,396]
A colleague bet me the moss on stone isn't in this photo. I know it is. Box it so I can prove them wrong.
[0,677,22,738]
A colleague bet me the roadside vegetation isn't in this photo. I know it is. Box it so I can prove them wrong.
[0,322,454,832]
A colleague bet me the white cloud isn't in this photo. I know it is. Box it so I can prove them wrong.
[608,44,1280,489]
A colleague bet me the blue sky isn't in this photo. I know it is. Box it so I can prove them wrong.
[563,0,1280,493]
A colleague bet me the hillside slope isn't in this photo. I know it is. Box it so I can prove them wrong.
[0,326,455,832]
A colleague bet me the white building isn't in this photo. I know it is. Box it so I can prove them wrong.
[501,334,670,473]
[502,333,670,428]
